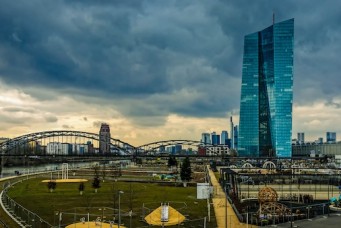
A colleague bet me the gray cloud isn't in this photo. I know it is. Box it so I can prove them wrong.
[2,107,35,113]
[0,114,33,125]
[0,0,340,127]
[45,115,58,123]
[93,121,102,128]
[62,124,74,129]
[326,101,341,109]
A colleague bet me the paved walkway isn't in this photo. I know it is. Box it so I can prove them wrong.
[208,167,257,228]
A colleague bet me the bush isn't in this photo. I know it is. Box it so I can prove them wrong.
[47,181,56,192]
[78,182,85,194]
[92,177,101,192]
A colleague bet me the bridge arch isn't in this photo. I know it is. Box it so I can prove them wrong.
[242,163,253,169]
[0,130,135,155]
[137,140,211,154]
[262,161,276,169]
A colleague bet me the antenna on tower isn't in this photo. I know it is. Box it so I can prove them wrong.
[273,11,275,24]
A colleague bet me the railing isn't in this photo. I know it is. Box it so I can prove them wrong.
[0,218,9,228]
[0,176,53,228]
[240,202,331,226]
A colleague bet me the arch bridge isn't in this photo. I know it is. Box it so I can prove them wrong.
[137,140,211,154]
[0,131,213,156]
[0,130,135,156]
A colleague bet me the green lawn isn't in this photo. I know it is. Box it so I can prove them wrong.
[7,177,216,227]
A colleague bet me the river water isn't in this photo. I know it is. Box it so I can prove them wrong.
[0,161,99,178]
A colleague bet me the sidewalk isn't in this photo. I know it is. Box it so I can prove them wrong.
[208,167,257,228]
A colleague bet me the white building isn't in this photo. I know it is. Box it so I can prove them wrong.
[46,142,71,155]
[47,142,90,155]
[205,145,230,156]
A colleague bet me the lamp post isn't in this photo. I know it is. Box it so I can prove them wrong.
[99,207,106,227]
[118,190,124,228]
[290,168,293,228]
[224,186,228,228]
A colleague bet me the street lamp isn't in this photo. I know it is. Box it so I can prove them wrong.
[118,190,124,228]
[99,207,106,225]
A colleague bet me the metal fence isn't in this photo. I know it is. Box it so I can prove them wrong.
[140,202,209,228]
[239,202,331,226]
[1,177,53,228]
[0,218,9,228]
[134,217,208,228]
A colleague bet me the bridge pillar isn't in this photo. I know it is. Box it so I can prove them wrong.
[0,155,5,177]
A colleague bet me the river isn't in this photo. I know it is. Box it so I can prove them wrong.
[0,161,99,178]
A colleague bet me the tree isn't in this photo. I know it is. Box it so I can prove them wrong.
[180,157,192,183]
[110,164,122,181]
[92,165,101,193]
[47,181,56,193]
[136,158,143,165]
[229,149,238,157]
[78,182,85,195]
[92,177,101,193]
[167,156,178,171]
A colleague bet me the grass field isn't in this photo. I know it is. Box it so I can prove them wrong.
[6,177,217,227]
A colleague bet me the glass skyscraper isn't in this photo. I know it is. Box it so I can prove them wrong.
[238,19,294,158]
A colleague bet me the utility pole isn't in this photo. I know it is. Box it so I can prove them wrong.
[225,186,228,228]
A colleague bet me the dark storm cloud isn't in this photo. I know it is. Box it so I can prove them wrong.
[0,0,340,125]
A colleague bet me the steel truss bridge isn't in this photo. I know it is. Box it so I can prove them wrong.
[0,130,212,156]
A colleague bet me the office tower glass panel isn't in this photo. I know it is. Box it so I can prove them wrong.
[238,19,294,158]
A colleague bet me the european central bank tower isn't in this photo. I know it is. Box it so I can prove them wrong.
[238,18,294,158]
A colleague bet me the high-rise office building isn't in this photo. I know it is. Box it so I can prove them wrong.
[201,133,211,144]
[99,123,111,154]
[316,137,323,144]
[230,117,234,149]
[221,131,229,145]
[211,132,220,145]
[297,132,305,144]
[326,132,336,143]
[238,18,294,157]
[233,125,238,149]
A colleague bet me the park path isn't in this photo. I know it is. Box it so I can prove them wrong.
[208,167,257,228]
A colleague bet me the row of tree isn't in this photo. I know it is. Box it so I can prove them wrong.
[168,156,192,182]
[47,157,193,193]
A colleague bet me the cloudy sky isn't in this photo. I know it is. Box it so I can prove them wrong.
[0,0,340,146]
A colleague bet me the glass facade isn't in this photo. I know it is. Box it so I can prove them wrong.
[326,132,336,143]
[221,131,229,145]
[238,19,294,158]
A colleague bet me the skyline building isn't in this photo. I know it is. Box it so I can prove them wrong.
[221,130,229,145]
[211,132,220,145]
[201,133,211,144]
[326,132,336,143]
[99,123,111,154]
[297,132,305,144]
[230,117,234,149]
[233,125,238,149]
[316,137,323,144]
[238,18,294,157]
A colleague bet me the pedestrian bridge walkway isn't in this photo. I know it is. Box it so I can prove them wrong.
[207,166,257,228]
